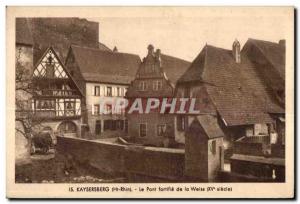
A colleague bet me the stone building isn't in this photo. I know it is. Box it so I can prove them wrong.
[65,45,141,138]
[185,115,224,181]
[176,39,285,158]
[126,45,191,147]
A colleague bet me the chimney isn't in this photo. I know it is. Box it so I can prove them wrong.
[155,49,161,66]
[279,39,285,48]
[113,46,118,52]
[232,39,241,63]
[147,44,154,55]
[155,49,161,59]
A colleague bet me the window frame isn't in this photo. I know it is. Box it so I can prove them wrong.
[117,87,120,96]
[157,124,167,137]
[106,86,112,97]
[94,85,100,96]
[94,104,100,115]
[177,115,186,131]
[211,140,217,155]
[139,123,147,137]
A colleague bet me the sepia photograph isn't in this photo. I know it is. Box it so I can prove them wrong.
[6,6,294,198]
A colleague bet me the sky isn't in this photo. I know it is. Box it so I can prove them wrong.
[88,8,292,61]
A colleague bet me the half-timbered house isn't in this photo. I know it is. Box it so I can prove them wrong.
[31,47,83,137]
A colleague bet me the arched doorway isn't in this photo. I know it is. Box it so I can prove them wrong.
[57,121,77,137]
[42,126,53,133]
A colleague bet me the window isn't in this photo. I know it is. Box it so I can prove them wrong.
[124,88,128,95]
[111,120,116,130]
[95,120,101,135]
[106,86,112,96]
[151,65,156,72]
[64,99,76,116]
[117,120,124,130]
[94,104,100,115]
[139,81,147,91]
[245,125,254,136]
[177,116,186,131]
[35,99,55,110]
[121,88,124,96]
[254,123,268,135]
[157,124,167,136]
[139,123,147,137]
[104,120,112,131]
[211,140,216,154]
[94,86,100,96]
[117,87,120,96]
[105,104,112,114]
[45,64,55,78]
[153,80,162,91]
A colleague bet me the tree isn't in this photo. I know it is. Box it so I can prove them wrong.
[15,50,44,160]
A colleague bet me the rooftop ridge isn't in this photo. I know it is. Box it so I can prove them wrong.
[71,44,141,58]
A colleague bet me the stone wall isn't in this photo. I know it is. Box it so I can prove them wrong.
[56,136,185,181]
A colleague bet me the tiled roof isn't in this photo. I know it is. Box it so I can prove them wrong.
[71,45,141,84]
[98,42,112,52]
[248,38,285,79]
[231,154,285,166]
[16,18,33,45]
[178,42,284,126]
[196,115,224,139]
[160,54,191,85]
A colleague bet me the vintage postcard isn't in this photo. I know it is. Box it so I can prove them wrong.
[6,6,294,198]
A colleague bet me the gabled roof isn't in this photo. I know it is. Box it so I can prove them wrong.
[160,54,191,85]
[178,42,284,126]
[33,46,84,97]
[247,38,285,79]
[177,48,206,83]
[70,45,141,84]
[16,18,33,46]
[188,115,224,139]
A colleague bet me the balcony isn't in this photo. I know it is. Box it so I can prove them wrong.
[36,89,80,98]
[33,110,81,120]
